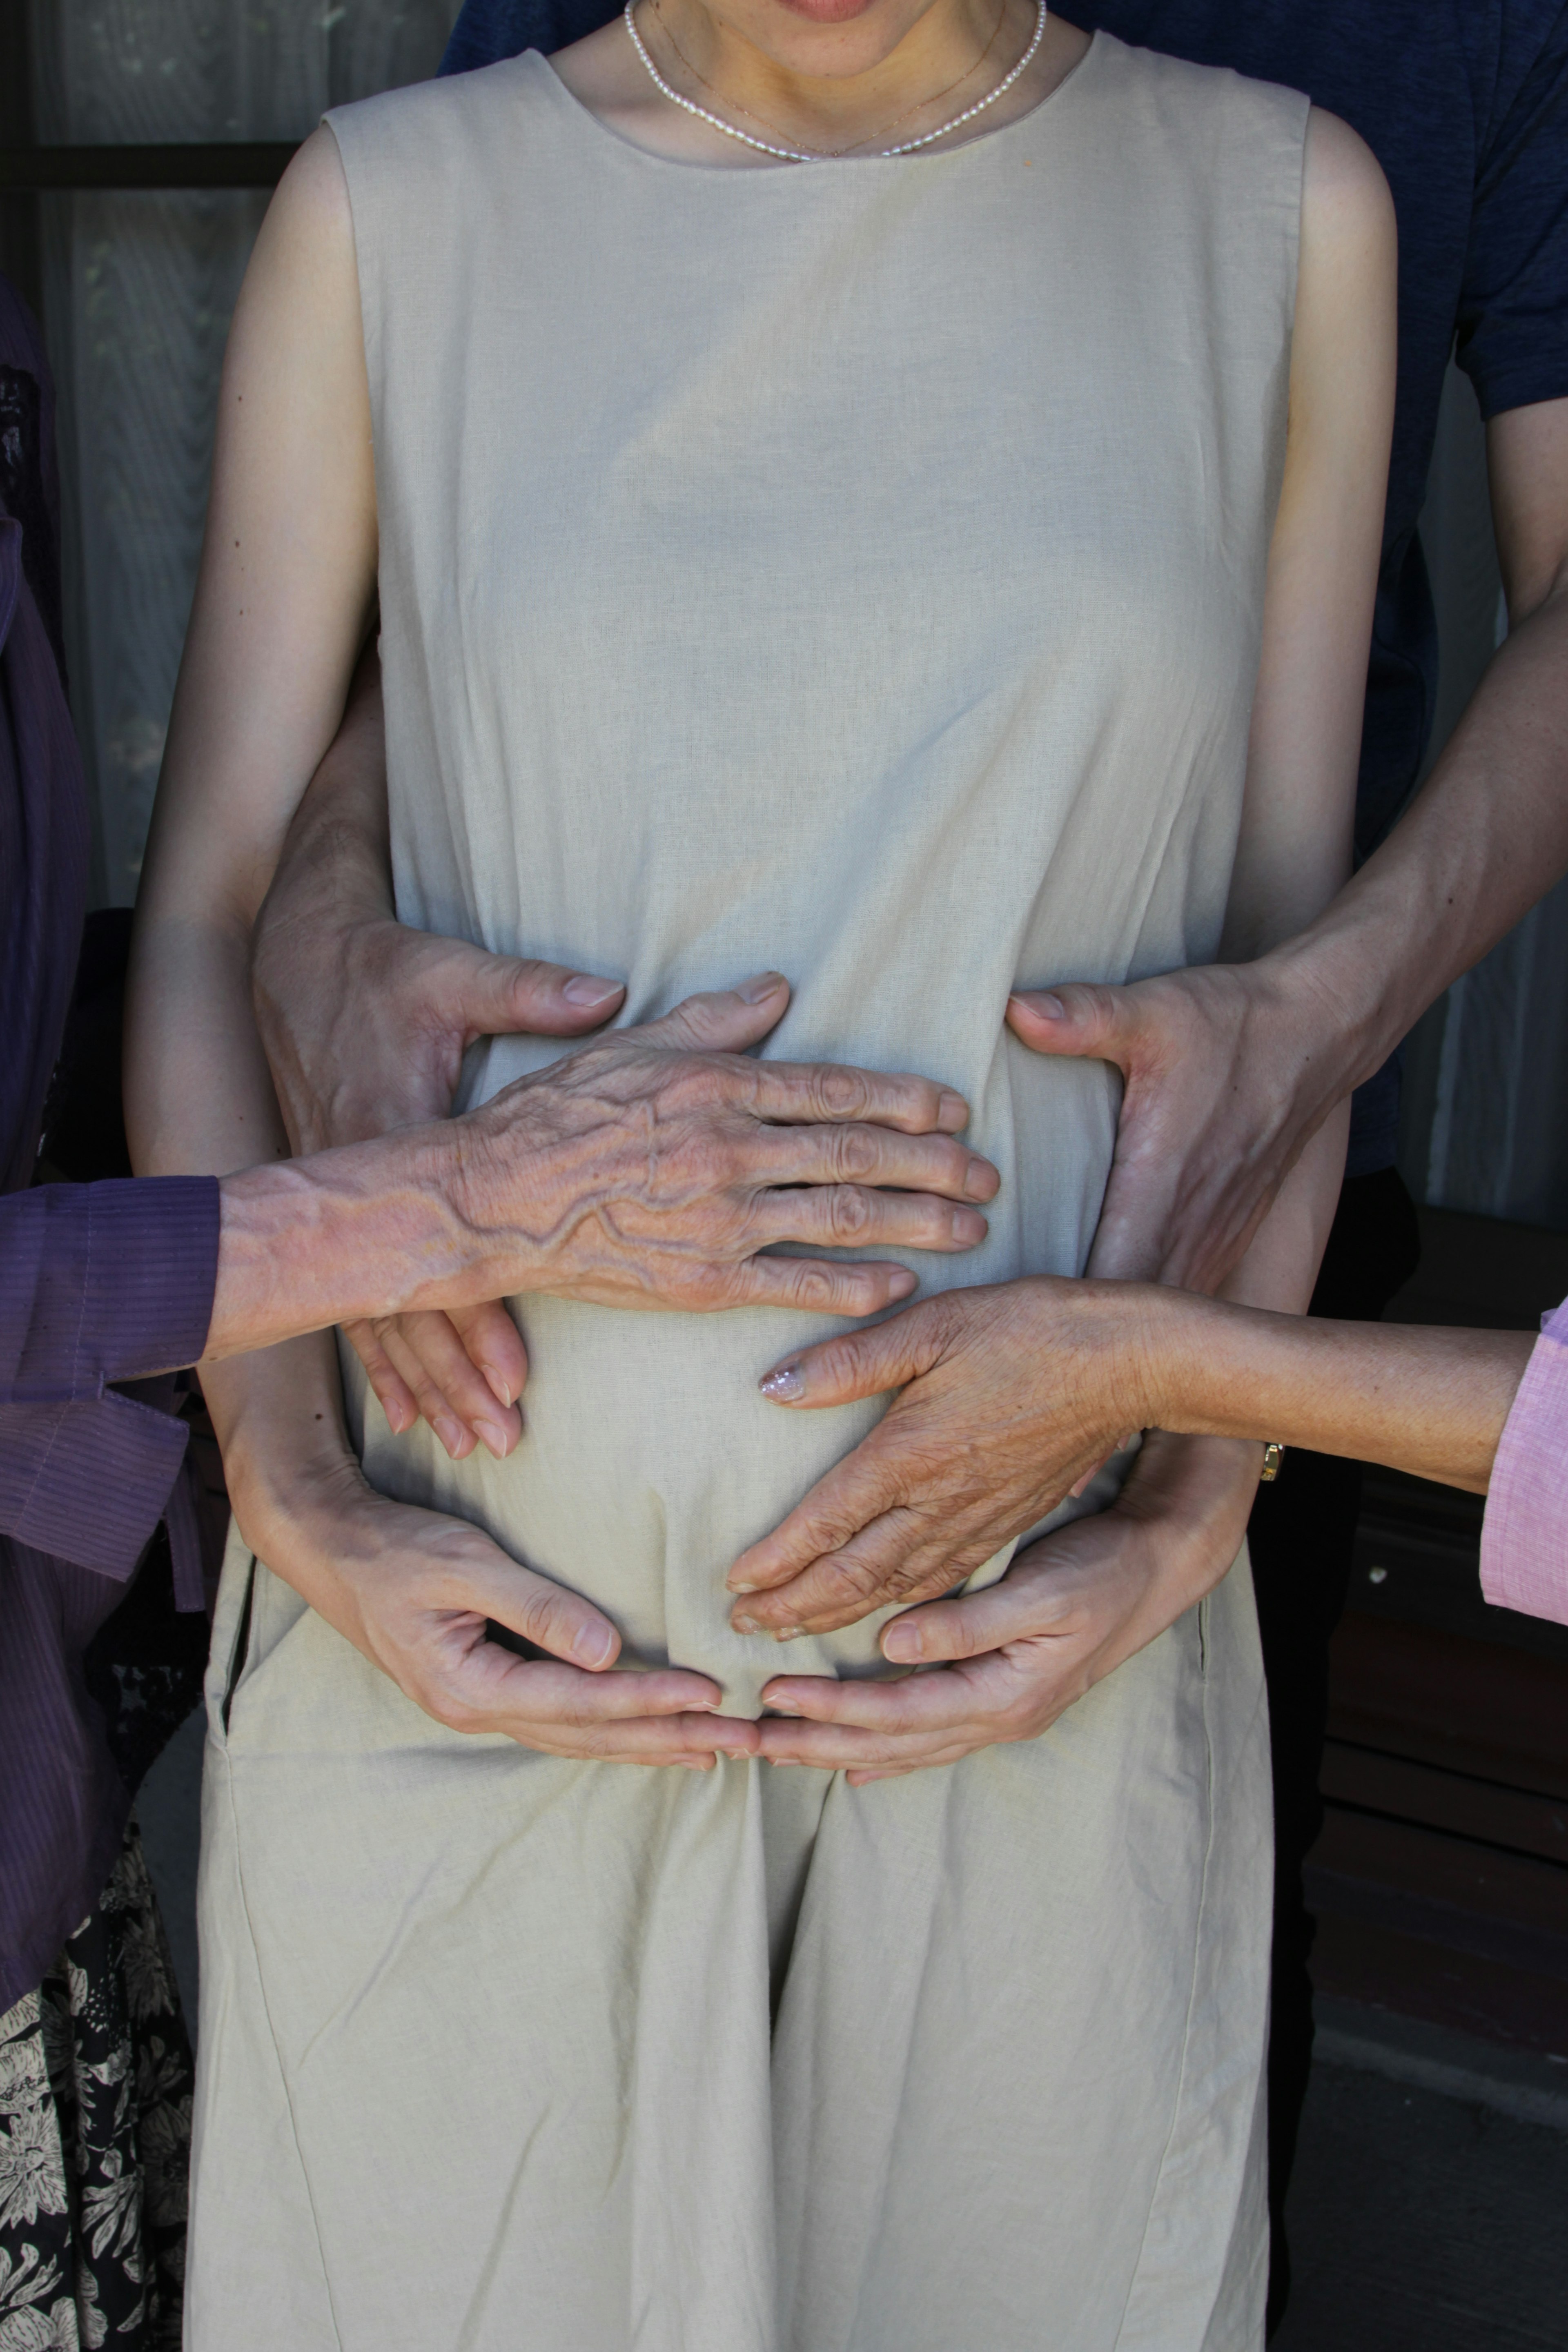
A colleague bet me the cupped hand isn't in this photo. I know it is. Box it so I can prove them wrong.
[459,973,996,1323]
[727,1278,1155,1640]
[248,1459,760,1766]
[1007,961,1348,1292]
[754,1431,1258,1783]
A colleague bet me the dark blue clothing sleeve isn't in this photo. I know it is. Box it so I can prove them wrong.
[1459,2,1568,417]
[0,1177,219,1574]
[441,0,598,70]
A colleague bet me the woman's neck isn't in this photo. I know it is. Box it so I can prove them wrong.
[554,0,1089,168]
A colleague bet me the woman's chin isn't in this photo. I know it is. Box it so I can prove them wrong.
[771,0,884,24]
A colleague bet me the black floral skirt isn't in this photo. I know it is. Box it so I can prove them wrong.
[0,1822,193,2350]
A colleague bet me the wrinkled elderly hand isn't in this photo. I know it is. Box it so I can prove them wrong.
[728,1278,1152,1639]
[754,1431,1259,1783]
[459,976,997,1314]
[1005,963,1351,1291]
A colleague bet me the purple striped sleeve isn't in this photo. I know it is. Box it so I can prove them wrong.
[0,1176,220,1574]
[1479,1298,1568,1629]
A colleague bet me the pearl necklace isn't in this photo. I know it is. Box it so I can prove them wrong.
[624,0,1048,164]
[653,0,1009,157]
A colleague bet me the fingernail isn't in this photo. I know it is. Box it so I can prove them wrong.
[1028,991,1066,1019]
[766,1702,802,1717]
[770,1758,798,1768]
[434,1415,465,1459]
[964,1156,998,1200]
[773,1625,804,1644]
[564,973,622,1007]
[481,1366,514,1408]
[738,971,787,1004]
[572,1622,615,1668]
[689,1697,722,1711]
[886,1269,917,1299]
[386,1401,412,1435]
[882,1621,921,1662]
[759,1364,804,1402]
[474,1417,512,1459]
[733,1613,762,1636]
[951,1208,985,1245]
[937,1088,968,1129]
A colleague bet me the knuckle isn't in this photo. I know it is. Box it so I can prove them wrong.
[825,1185,875,1243]
[814,1066,871,1120]
[423,1685,480,1735]
[830,1124,880,1181]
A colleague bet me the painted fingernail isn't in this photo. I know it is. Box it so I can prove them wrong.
[773,1625,804,1644]
[759,1365,804,1402]
[563,973,623,1006]
[738,971,788,1004]
[882,1621,921,1662]
[937,1088,968,1129]
[572,1621,616,1668]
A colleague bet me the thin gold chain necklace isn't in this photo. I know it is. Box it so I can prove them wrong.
[624,0,1047,164]
[650,0,1008,160]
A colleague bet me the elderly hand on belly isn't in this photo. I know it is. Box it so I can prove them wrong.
[751,1428,1260,1782]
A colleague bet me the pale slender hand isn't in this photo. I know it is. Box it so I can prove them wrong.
[1004,964,1347,1292]
[754,1432,1259,1783]
[238,1445,762,1767]
[728,1279,1153,1639]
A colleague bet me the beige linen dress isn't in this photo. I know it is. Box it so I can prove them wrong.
[188,35,1305,2351]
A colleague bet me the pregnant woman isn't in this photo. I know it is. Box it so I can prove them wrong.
[127,2,1393,2344]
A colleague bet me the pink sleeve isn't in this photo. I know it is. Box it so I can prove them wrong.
[1479,1297,1568,1627]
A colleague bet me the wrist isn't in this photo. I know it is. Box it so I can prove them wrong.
[1260,908,1413,1104]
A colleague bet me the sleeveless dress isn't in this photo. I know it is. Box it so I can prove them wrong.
[189,37,1305,2351]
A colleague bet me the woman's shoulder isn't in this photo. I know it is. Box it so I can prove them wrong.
[1083,27,1311,147]
[324,50,549,182]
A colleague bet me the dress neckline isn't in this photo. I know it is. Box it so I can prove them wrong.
[530,24,1102,178]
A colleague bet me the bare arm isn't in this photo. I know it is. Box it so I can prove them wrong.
[1007,393,1568,1294]
[1134,1294,1532,1492]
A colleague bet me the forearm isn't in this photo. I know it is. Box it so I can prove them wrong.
[1267,584,1568,1096]
[1218,1098,1350,1316]
[1139,1292,1532,1494]
[205,1129,511,1359]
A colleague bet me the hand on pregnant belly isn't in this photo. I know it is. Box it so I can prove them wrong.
[728,1280,1147,1637]
[454,975,998,1313]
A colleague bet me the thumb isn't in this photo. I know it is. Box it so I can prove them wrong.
[757,1297,949,1410]
[633,971,791,1054]
[1007,981,1142,1072]
[450,944,625,1045]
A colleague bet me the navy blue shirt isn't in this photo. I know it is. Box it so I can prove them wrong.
[440,0,1568,1172]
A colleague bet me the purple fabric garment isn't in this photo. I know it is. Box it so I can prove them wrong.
[1480,1297,1568,1628]
[0,273,221,2011]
